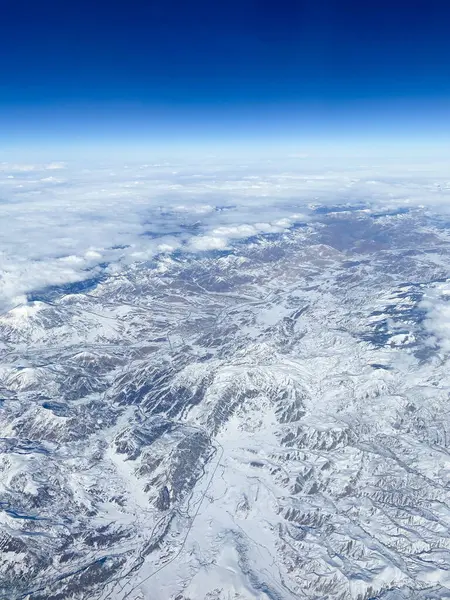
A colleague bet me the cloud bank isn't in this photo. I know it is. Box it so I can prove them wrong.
[1,155,450,311]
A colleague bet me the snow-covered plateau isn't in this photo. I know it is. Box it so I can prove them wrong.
[3,197,450,599]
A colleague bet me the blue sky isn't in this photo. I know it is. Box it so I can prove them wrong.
[1,0,450,152]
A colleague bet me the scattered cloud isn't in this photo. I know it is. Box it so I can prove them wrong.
[188,236,229,251]
[0,161,67,172]
[171,204,215,214]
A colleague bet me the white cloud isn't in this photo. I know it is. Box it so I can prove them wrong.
[0,161,67,172]
[211,225,259,239]
[188,236,229,251]
[45,162,67,170]
[1,155,450,312]
[157,243,178,253]
[171,204,215,214]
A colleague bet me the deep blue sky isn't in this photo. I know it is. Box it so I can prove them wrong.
[1,0,450,150]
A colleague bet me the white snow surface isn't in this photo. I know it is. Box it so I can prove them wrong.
[3,164,450,599]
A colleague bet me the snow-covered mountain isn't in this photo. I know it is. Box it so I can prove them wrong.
[3,206,450,599]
